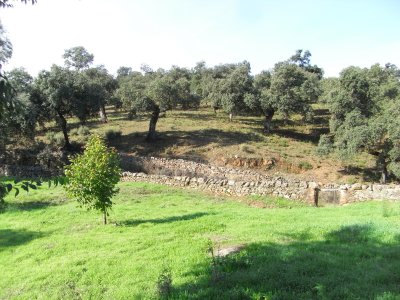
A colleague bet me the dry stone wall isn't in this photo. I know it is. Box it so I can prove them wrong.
[120,155,400,204]
[0,164,58,178]
[1,155,399,204]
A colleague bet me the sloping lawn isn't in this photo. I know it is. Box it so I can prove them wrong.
[1,182,400,299]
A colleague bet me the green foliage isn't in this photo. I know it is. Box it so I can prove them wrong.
[64,135,121,224]
[36,145,65,170]
[63,46,94,71]
[0,21,12,65]
[298,161,313,170]
[77,125,90,136]
[0,177,65,212]
[104,128,122,142]
[245,50,322,133]
[317,134,334,155]
[46,131,65,147]
[70,125,90,137]
[323,64,400,181]
[117,66,199,140]
[208,61,253,116]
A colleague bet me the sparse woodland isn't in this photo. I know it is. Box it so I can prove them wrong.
[1,41,399,184]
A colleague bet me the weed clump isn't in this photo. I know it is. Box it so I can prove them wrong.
[156,267,173,298]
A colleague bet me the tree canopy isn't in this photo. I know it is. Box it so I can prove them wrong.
[319,64,400,182]
[64,135,121,224]
[245,50,322,133]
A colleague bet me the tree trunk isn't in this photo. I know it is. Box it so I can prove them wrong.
[263,109,275,134]
[99,103,108,123]
[146,105,160,141]
[380,163,388,184]
[57,110,71,150]
[229,113,233,122]
[103,210,107,224]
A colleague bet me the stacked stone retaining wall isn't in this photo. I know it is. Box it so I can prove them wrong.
[1,155,399,204]
[120,155,400,204]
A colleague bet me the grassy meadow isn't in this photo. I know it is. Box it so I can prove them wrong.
[1,182,400,299]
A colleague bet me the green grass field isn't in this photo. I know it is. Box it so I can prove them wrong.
[1,182,400,299]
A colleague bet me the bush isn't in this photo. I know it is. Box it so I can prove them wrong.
[104,128,122,142]
[317,134,334,156]
[69,128,79,136]
[77,126,90,136]
[46,131,65,147]
[36,145,65,171]
[64,135,121,224]
[298,161,313,170]
[70,126,90,137]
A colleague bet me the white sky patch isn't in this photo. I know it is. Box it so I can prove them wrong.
[1,0,399,77]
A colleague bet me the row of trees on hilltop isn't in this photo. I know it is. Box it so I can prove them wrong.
[117,49,323,139]
[1,45,117,152]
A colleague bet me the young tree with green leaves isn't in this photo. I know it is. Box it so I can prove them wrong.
[64,135,121,224]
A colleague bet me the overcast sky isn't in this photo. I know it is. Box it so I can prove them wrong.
[1,0,399,77]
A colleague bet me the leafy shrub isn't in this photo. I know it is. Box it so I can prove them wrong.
[69,128,79,136]
[104,128,122,142]
[46,131,65,147]
[36,145,65,171]
[70,126,90,137]
[77,126,90,136]
[317,134,334,155]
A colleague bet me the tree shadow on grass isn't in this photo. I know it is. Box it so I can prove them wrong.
[118,212,211,227]
[7,201,59,212]
[116,129,263,157]
[171,224,400,299]
[0,229,45,251]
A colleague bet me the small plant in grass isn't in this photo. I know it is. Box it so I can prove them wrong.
[69,128,79,136]
[156,266,173,298]
[207,240,224,284]
[298,161,313,170]
[70,126,90,137]
[46,131,65,147]
[77,125,90,136]
[64,135,121,224]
